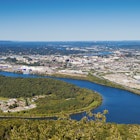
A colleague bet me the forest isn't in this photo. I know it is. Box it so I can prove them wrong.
[0,111,140,140]
[0,76,140,139]
[0,76,101,116]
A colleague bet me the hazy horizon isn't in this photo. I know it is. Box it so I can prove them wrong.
[1,40,140,42]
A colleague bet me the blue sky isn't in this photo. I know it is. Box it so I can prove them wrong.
[0,0,140,41]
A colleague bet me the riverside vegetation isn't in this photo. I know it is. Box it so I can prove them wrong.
[87,73,140,95]
[0,111,140,140]
[1,76,140,139]
[53,73,140,95]
[0,75,101,117]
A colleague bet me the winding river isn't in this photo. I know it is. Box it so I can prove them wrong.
[0,71,140,124]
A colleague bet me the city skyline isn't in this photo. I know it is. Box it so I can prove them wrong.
[0,0,140,41]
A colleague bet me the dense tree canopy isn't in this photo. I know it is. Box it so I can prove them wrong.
[0,76,101,116]
[0,76,92,98]
[0,112,140,140]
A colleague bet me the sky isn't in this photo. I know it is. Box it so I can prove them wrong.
[0,0,140,41]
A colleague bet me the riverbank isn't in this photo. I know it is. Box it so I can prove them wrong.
[51,73,140,95]
[0,97,102,119]
[0,99,102,119]
[1,71,140,124]
[0,73,102,118]
[2,70,140,95]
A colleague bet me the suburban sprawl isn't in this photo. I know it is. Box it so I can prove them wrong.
[0,41,140,90]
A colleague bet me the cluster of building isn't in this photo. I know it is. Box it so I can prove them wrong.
[0,48,140,90]
[0,98,36,113]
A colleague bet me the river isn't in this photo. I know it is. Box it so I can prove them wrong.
[0,71,140,124]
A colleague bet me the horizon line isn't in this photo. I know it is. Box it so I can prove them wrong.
[1,40,140,42]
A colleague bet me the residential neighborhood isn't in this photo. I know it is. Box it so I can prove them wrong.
[0,46,140,90]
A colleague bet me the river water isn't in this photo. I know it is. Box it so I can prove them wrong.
[0,71,140,124]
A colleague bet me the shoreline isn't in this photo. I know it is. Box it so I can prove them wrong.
[50,73,140,95]
[1,70,140,95]
[0,71,102,119]
[0,70,140,119]
[0,96,102,119]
